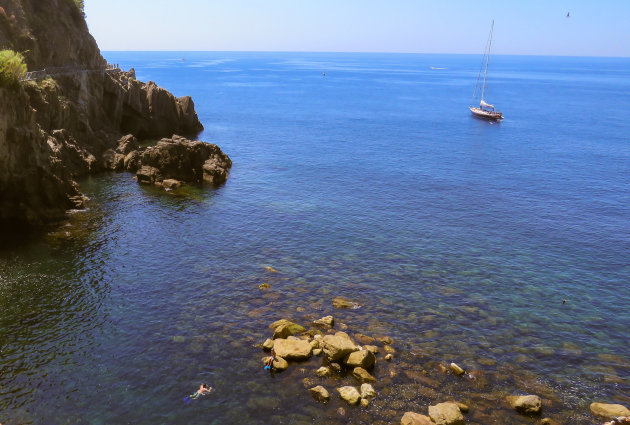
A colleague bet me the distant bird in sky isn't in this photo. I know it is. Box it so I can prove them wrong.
[566,12,570,18]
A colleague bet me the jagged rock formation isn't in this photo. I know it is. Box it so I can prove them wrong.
[106,134,231,188]
[0,0,222,227]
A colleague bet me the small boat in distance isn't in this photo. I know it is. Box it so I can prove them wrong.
[470,20,503,120]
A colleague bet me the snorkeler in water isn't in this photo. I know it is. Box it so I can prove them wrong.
[183,383,213,404]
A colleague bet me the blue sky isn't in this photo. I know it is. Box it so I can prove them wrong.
[86,0,630,56]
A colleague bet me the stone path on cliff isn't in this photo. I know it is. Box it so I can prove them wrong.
[21,63,120,81]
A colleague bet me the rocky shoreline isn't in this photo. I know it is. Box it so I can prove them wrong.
[0,0,230,228]
[253,296,629,425]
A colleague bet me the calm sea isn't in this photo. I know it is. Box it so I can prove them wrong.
[1,52,629,425]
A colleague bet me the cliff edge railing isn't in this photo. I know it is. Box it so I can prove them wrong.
[21,63,121,81]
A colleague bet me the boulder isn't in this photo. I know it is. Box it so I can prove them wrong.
[321,332,359,362]
[262,338,274,351]
[401,412,435,425]
[116,134,140,155]
[590,403,630,419]
[272,338,312,361]
[360,383,376,399]
[360,398,370,407]
[136,165,161,184]
[337,386,361,405]
[162,179,182,190]
[270,319,305,334]
[507,395,542,415]
[309,386,330,403]
[345,349,376,370]
[139,136,231,186]
[273,324,298,339]
[272,357,288,371]
[352,367,376,382]
[313,315,335,328]
[124,150,141,171]
[332,297,361,309]
[385,354,394,361]
[428,402,465,425]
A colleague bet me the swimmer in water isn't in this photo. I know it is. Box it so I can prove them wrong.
[183,383,213,404]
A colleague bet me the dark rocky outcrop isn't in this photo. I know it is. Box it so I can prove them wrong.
[0,0,216,227]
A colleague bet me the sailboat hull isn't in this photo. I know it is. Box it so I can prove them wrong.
[470,107,503,120]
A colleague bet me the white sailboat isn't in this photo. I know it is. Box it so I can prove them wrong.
[470,20,503,120]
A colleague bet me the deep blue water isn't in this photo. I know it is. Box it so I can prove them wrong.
[1,52,629,424]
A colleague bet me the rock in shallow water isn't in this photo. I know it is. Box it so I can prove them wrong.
[345,349,376,369]
[135,136,231,187]
[337,386,361,405]
[590,403,630,419]
[352,367,376,383]
[313,315,335,328]
[401,412,434,425]
[428,402,465,425]
[507,395,542,415]
[272,338,312,361]
[309,385,330,403]
[332,297,362,309]
[321,332,359,362]
[360,383,376,399]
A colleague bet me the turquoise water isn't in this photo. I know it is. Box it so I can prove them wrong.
[1,52,629,424]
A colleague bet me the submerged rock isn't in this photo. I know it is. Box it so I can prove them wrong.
[332,297,362,309]
[352,367,376,383]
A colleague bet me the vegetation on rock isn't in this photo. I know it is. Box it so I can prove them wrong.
[0,49,26,89]
[73,0,85,16]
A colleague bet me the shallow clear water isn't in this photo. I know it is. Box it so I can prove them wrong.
[1,52,629,424]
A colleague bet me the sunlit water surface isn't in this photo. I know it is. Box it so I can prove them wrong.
[1,52,629,424]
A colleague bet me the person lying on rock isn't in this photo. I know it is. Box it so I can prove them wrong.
[264,348,277,370]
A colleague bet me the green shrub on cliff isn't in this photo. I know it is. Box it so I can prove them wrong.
[0,49,27,89]
[73,0,85,16]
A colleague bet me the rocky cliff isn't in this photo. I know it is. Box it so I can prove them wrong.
[0,0,223,228]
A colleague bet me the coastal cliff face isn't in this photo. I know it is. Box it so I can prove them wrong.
[0,0,211,227]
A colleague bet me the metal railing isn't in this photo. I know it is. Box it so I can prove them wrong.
[21,63,121,81]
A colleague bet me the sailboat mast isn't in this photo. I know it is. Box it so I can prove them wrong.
[480,20,494,102]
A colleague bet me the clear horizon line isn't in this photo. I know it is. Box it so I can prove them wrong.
[99,49,630,59]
